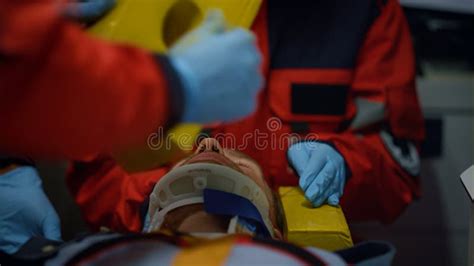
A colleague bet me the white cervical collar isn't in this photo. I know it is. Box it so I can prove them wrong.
[145,163,273,237]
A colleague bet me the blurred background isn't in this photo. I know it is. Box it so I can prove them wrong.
[38,0,474,265]
[352,0,474,264]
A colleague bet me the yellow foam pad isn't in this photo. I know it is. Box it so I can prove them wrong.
[113,124,202,172]
[279,187,353,251]
[89,0,262,52]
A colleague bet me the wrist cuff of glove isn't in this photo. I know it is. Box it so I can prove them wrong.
[316,140,352,181]
[318,141,352,181]
[154,55,186,127]
[167,55,201,122]
[0,157,34,169]
[63,0,116,23]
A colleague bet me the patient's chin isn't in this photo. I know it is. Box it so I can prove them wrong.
[177,211,230,233]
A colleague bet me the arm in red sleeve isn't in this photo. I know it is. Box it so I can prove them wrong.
[319,0,425,223]
[0,0,184,159]
[321,132,421,223]
[66,156,168,232]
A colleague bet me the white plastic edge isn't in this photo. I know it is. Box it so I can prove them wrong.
[147,163,273,237]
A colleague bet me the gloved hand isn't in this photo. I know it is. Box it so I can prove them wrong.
[62,0,116,23]
[287,141,346,207]
[169,11,263,123]
[0,166,61,254]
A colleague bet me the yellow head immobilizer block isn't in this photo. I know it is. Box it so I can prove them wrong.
[89,0,262,53]
[279,187,353,251]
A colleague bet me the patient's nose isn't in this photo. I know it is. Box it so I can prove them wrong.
[196,138,223,154]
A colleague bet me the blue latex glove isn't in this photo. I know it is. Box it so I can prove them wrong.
[170,11,263,123]
[287,142,346,207]
[62,0,116,23]
[0,166,61,254]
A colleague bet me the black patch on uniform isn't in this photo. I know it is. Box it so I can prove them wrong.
[290,122,310,133]
[291,83,348,115]
[268,0,379,69]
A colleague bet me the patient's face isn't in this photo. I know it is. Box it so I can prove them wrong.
[173,138,267,194]
[158,138,280,238]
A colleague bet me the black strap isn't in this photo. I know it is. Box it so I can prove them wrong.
[335,241,394,264]
[0,237,62,266]
[65,233,181,265]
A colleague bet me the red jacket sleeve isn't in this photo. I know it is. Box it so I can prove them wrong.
[319,0,425,223]
[66,156,169,232]
[0,0,184,159]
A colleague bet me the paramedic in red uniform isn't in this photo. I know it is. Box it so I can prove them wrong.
[208,0,425,223]
[0,0,425,254]
[64,0,425,237]
[0,0,263,254]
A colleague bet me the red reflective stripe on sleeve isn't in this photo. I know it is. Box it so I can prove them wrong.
[351,0,424,140]
[319,132,420,223]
